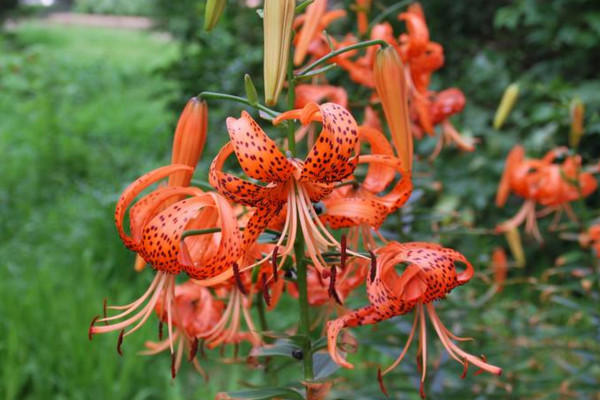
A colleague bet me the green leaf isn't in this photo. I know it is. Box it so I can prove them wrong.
[312,353,340,381]
[223,387,305,400]
[250,339,302,359]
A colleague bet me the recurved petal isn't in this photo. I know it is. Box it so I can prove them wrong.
[496,145,525,207]
[115,164,193,251]
[358,126,396,193]
[209,142,287,208]
[226,111,294,183]
[129,186,205,243]
[181,193,244,280]
[138,194,217,275]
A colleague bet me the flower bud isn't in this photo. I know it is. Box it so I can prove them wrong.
[263,0,295,106]
[493,83,519,129]
[505,227,525,268]
[374,46,413,171]
[569,97,585,148]
[169,97,208,187]
[204,0,226,32]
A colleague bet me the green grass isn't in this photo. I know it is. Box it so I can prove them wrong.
[0,22,250,400]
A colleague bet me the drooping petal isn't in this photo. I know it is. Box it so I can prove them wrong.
[209,142,287,208]
[358,126,396,193]
[495,145,525,207]
[181,193,244,280]
[129,186,205,243]
[115,164,193,251]
[226,111,294,183]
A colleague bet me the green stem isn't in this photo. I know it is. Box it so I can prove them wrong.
[369,0,412,28]
[198,91,279,118]
[191,179,215,191]
[297,39,389,76]
[293,210,313,381]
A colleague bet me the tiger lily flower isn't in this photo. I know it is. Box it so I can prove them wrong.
[580,224,600,258]
[496,146,597,241]
[142,281,224,378]
[90,165,242,355]
[207,102,361,285]
[327,242,501,397]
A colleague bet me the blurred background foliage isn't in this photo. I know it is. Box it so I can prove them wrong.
[1,0,599,399]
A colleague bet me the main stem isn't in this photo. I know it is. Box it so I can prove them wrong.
[294,211,313,381]
[287,39,313,382]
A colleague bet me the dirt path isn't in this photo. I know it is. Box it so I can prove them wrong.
[6,12,154,30]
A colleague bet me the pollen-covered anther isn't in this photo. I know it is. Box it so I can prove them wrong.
[88,315,99,341]
[232,262,247,295]
[328,266,343,305]
[261,273,272,307]
[369,250,377,282]
[189,338,199,362]
[271,246,279,282]
[117,329,125,356]
[377,367,389,397]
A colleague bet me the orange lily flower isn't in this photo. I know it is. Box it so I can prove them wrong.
[428,88,476,159]
[90,165,242,355]
[208,102,362,283]
[496,146,597,241]
[327,242,501,397]
[582,224,600,258]
[142,281,224,378]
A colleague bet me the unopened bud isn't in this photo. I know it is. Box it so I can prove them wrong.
[569,97,585,148]
[169,98,208,187]
[204,0,226,31]
[505,227,525,268]
[493,83,519,130]
[374,46,413,171]
[263,0,295,106]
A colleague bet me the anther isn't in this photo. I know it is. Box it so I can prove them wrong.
[369,250,377,283]
[261,273,271,307]
[377,367,389,397]
[460,359,469,379]
[474,355,487,376]
[340,234,347,271]
[189,338,199,361]
[116,329,125,356]
[272,246,279,282]
[171,352,176,378]
[328,266,342,305]
[232,262,248,295]
[88,315,99,340]
[419,381,426,399]
[158,321,164,341]
[102,298,108,325]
